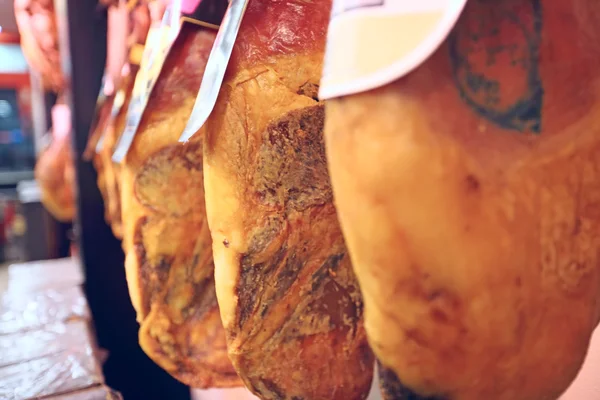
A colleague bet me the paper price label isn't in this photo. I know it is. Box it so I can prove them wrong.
[112,1,182,162]
[319,0,468,99]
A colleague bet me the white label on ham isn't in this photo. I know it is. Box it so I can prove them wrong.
[319,0,468,99]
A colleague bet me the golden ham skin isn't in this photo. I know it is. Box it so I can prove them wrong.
[324,0,600,399]
[120,24,241,388]
[95,75,133,240]
[90,88,121,228]
[35,125,76,223]
[201,0,374,398]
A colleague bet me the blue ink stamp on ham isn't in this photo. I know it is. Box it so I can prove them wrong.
[448,0,544,134]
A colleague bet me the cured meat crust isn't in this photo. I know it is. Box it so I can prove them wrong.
[201,0,374,398]
[95,74,135,240]
[120,24,240,388]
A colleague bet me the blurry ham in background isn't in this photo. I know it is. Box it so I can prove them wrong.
[14,0,63,92]
[34,103,75,222]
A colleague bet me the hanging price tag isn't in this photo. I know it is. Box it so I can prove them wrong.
[178,0,249,142]
[112,0,183,162]
[112,0,227,161]
[92,43,140,156]
[319,0,468,100]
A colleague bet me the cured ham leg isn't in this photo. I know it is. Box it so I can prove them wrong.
[35,104,75,222]
[89,2,150,237]
[324,1,600,399]
[14,0,63,92]
[95,73,135,239]
[201,0,374,398]
[120,24,240,388]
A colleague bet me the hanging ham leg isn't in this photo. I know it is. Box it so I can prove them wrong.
[201,0,374,398]
[35,104,75,222]
[14,0,63,92]
[120,24,240,388]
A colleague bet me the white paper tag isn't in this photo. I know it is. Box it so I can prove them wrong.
[111,1,182,162]
[319,0,468,99]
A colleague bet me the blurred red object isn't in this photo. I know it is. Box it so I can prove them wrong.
[0,217,5,247]
[3,201,15,239]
